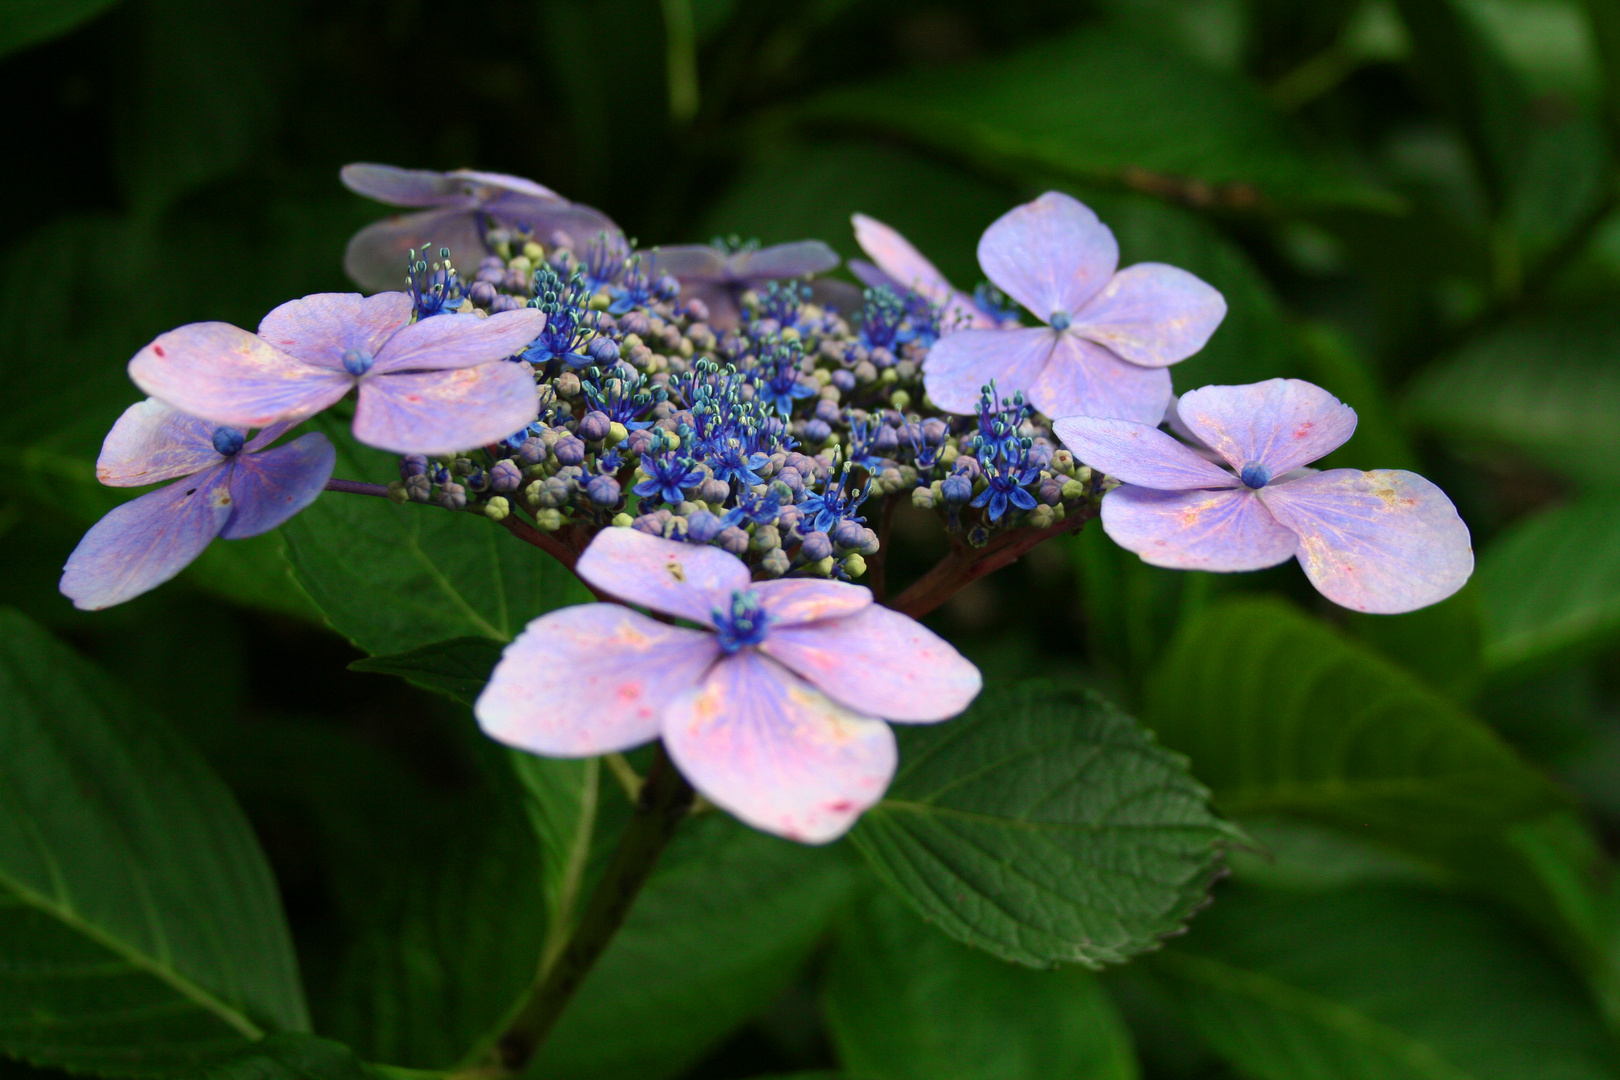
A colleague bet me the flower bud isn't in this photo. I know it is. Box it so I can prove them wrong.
[696,477,730,506]
[762,548,791,577]
[405,474,433,503]
[941,474,972,505]
[484,496,511,521]
[911,486,935,510]
[842,553,867,578]
[831,519,864,549]
[606,421,628,447]
[1061,478,1087,500]
[577,410,612,442]
[800,530,833,561]
[386,479,410,504]
[517,437,548,465]
[490,459,523,492]
[586,474,622,507]
[535,508,564,531]
[553,435,587,466]
[686,510,726,543]
[433,482,467,510]
[556,372,582,398]
[399,454,429,479]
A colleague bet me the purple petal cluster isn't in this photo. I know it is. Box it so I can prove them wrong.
[1054,379,1474,613]
[475,528,981,842]
[653,236,841,329]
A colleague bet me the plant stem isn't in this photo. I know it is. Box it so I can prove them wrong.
[491,744,695,1074]
[886,507,1095,619]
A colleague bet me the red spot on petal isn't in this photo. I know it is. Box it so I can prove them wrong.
[617,682,643,702]
[406,395,423,403]
[1293,421,1314,439]
[153,345,166,357]
[826,800,855,813]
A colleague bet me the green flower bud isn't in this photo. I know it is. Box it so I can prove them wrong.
[535,508,564,531]
[889,389,911,410]
[556,372,582,398]
[611,512,635,528]
[606,421,628,447]
[842,553,867,578]
[1027,504,1055,529]
[521,241,544,261]
[386,479,409,505]
[1061,478,1087,500]
[809,555,836,577]
[484,496,511,522]
[911,486,936,510]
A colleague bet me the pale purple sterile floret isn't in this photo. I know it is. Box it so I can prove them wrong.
[127,292,545,456]
[1053,378,1474,614]
[848,213,1003,332]
[924,191,1227,425]
[475,527,982,843]
[60,399,335,610]
[341,164,622,293]
[652,240,841,329]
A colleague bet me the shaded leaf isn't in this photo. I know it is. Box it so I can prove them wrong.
[348,637,506,707]
[0,0,124,57]
[0,607,307,1076]
[850,682,1238,969]
[183,1035,373,1080]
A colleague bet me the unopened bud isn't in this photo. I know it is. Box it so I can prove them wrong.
[484,496,511,521]
[842,553,867,578]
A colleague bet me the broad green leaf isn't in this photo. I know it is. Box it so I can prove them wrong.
[822,889,1140,1080]
[793,27,1399,212]
[1475,493,1620,672]
[185,1035,375,1080]
[531,813,860,1080]
[1142,597,1567,847]
[510,755,602,969]
[1404,310,1620,485]
[0,607,308,1075]
[1340,583,1485,700]
[849,682,1239,969]
[348,637,507,707]
[282,418,591,656]
[0,0,124,57]
[1586,0,1620,132]
[1154,883,1620,1080]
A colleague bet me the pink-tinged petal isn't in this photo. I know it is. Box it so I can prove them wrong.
[1072,263,1226,368]
[59,467,234,610]
[1030,333,1172,425]
[730,240,840,282]
[243,418,302,453]
[1177,380,1358,476]
[218,433,336,539]
[370,308,545,374]
[96,399,221,487]
[257,292,414,371]
[496,201,623,252]
[753,579,872,629]
[477,605,720,756]
[343,206,491,294]
[761,605,981,723]
[922,326,1058,415]
[650,244,728,283]
[1053,415,1239,490]
[341,164,481,208]
[1101,486,1298,572]
[130,323,352,429]
[848,257,894,291]
[851,216,995,330]
[1259,469,1475,614]
[575,527,751,627]
[448,168,561,201]
[978,192,1118,320]
[353,362,539,455]
[663,651,896,844]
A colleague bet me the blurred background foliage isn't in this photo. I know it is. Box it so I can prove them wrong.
[4,0,1620,1077]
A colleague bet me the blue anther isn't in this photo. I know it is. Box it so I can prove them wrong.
[342,348,374,376]
[1240,461,1272,489]
[212,427,246,456]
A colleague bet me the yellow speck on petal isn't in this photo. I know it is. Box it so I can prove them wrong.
[665,558,686,582]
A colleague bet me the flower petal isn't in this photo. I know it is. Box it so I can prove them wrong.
[341,164,480,207]
[1100,486,1299,571]
[663,650,896,844]
[448,168,562,202]
[130,323,352,429]
[1030,333,1173,425]
[243,418,303,453]
[1072,263,1226,368]
[680,282,742,329]
[218,433,336,539]
[575,527,752,627]
[496,200,623,252]
[1176,379,1357,476]
[96,399,222,487]
[922,326,1057,415]
[476,605,720,756]
[978,191,1118,319]
[753,579,872,628]
[370,308,545,374]
[257,292,414,371]
[761,604,981,722]
[60,467,234,610]
[1259,469,1474,614]
[852,215,994,330]
[343,206,490,294]
[648,244,728,283]
[730,240,841,282]
[352,362,539,455]
[1052,415,1239,490]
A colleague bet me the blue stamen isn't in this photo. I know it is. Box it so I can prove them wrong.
[712,589,772,653]
[1049,310,1072,331]
[342,348,374,376]
[1240,461,1272,489]
[212,427,246,456]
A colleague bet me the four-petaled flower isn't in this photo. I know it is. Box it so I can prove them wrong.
[61,399,335,610]
[128,292,544,456]
[475,528,981,842]
[341,164,620,293]
[849,213,1003,331]
[925,191,1227,425]
[653,238,841,329]
[1053,379,1474,613]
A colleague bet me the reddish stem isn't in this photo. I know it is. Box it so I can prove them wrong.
[885,507,1095,619]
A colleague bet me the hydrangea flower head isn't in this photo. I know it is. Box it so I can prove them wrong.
[128,292,545,455]
[849,213,1002,331]
[476,528,981,842]
[924,192,1227,425]
[60,400,335,610]
[341,164,620,293]
[653,236,840,329]
[1053,379,1474,613]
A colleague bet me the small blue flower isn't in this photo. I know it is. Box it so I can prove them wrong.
[969,456,1041,522]
[522,264,598,368]
[711,588,773,653]
[800,460,872,534]
[582,231,633,292]
[857,285,915,352]
[408,246,465,318]
[633,449,703,505]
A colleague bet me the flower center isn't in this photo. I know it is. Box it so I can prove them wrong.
[712,589,771,653]
[1240,461,1272,489]
[342,348,375,376]
[1048,309,1072,331]
[211,427,246,456]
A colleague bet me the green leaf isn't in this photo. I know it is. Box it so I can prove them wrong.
[531,814,860,1080]
[0,607,308,1075]
[510,754,602,970]
[348,637,507,707]
[849,682,1239,969]
[1153,883,1620,1080]
[0,0,125,57]
[1142,596,1567,848]
[792,27,1399,212]
[281,419,592,656]
[1340,583,1485,700]
[1404,312,1620,486]
[1475,493,1620,672]
[822,889,1140,1080]
[183,1035,375,1080]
